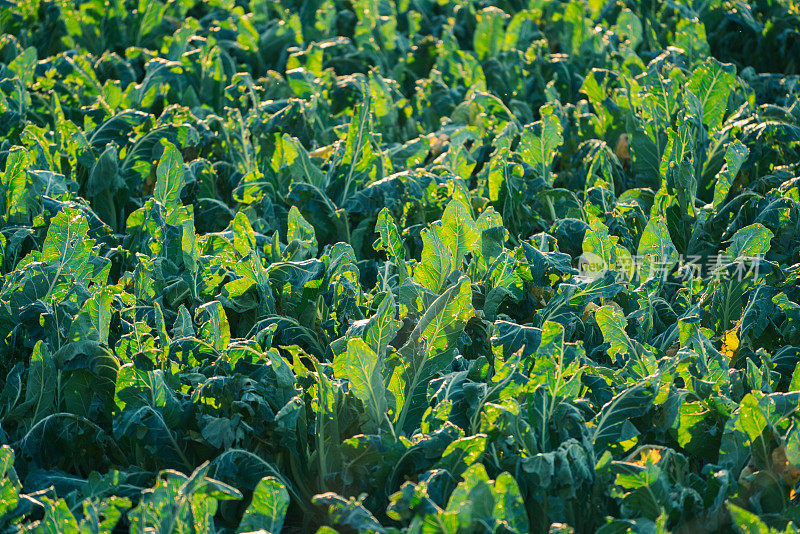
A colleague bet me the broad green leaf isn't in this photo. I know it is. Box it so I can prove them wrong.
[173,305,195,338]
[420,277,474,355]
[286,206,318,260]
[396,277,474,432]
[312,492,385,532]
[154,300,170,348]
[275,134,325,187]
[364,292,401,358]
[181,217,198,274]
[0,445,20,517]
[68,288,113,344]
[675,18,710,64]
[445,462,492,516]
[727,503,771,534]
[129,464,240,534]
[1,148,31,223]
[87,144,124,227]
[485,123,515,204]
[15,341,55,424]
[439,198,479,269]
[343,338,388,430]
[614,9,642,48]
[374,208,408,281]
[713,141,748,209]
[673,401,714,453]
[687,58,736,131]
[659,122,694,181]
[8,46,37,86]
[237,476,290,534]
[336,88,374,204]
[591,384,654,453]
[596,306,655,377]
[414,224,452,293]
[136,0,169,45]
[519,104,563,184]
[230,212,273,316]
[737,394,768,443]
[476,206,504,233]
[503,10,539,52]
[492,321,542,360]
[659,120,697,216]
[582,215,618,271]
[636,218,678,281]
[740,285,780,339]
[195,301,231,351]
[78,496,131,532]
[39,497,80,534]
[287,205,316,244]
[595,306,634,359]
[443,463,528,531]
[726,223,774,259]
[785,423,800,467]
[154,141,184,209]
[474,7,509,60]
[232,212,270,286]
[437,434,487,477]
[492,472,528,533]
[476,207,507,272]
[41,209,90,263]
[30,208,96,302]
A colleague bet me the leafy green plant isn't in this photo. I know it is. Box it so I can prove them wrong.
[0,0,799,532]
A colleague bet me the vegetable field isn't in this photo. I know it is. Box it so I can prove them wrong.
[1,0,800,532]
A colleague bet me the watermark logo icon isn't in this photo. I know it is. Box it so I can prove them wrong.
[575,252,765,282]
[577,251,607,280]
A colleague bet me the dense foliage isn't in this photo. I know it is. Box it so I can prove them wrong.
[1,0,800,532]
